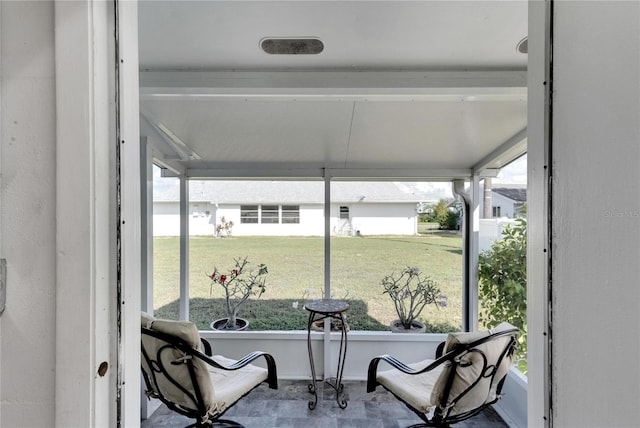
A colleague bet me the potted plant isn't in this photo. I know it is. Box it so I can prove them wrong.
[381,266,446,333]
[207,256,268,330]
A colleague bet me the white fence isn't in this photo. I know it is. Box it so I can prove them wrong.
[479,218,517,254]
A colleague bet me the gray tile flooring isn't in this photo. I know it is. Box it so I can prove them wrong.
[141,380,510,428]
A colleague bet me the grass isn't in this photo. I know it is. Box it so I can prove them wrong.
[154,226,463,332]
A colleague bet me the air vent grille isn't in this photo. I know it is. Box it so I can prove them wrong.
[261,38,324,55]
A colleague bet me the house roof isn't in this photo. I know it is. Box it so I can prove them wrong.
[493,185,527,203]
[153,180,452,205]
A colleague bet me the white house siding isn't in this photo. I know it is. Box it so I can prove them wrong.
[153,203,325,236]
[490,192,519,218]
[153,202,181,236]
[479,191,523,219]
[153,202,418,236]
[332,203,417,236]
[219,204,325,237]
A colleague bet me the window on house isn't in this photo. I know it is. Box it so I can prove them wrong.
[492,206,501,217]
[240,205,259,224]
[339,206,349,220]
[261,205,280,224]
[282,205,300,224]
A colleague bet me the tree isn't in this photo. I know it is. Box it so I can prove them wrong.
[434,199,448,225]
[434,199,460,230]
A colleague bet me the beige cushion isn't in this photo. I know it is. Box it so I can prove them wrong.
[207,355,269,416]
[140,315,216,414]
[430,322,516,416]
[151,318,202,349]
[377,359,445,413]
[141,311,154,328]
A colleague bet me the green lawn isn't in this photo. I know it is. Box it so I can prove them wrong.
[153,227,463,332]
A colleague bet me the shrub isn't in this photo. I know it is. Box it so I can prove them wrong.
[381,266,447,330]
[434,199,460,230]
[443,210,460,230]
[478,216,527,373]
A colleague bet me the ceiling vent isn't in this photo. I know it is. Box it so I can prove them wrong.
[260,38,324,55]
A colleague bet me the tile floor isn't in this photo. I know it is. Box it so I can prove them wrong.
[141,380,510,428]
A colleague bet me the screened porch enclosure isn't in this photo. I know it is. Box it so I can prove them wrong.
[138,1,528,425]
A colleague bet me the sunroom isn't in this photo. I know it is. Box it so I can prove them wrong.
[137,1,528,426]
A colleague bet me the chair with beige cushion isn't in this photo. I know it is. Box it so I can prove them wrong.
[141,312,278,427]
[367,322,518,427]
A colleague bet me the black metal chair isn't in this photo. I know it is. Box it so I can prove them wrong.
[367,322,519,427]
[141,313,278,428]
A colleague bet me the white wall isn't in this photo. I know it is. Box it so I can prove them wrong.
[219,204,325,237]
[153,202,418,237]
[553,2,640,426]
[1,2,57,424]
[339,203,417,236]
[491,193,518,218]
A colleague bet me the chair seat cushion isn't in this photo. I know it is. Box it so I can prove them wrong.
[430,322,516,416]
[377,359,444,413]
[208,355,269,416]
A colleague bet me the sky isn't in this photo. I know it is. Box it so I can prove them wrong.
[494,154,527,184]
[152,154,527,201]
[412,154,528,201]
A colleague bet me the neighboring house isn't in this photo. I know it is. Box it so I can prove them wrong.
[476,184,526,252]
[480,184,527,218]
[153,180,439,237]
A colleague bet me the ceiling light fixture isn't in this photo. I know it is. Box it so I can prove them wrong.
[260,38,324,55]
[516,37,528,54]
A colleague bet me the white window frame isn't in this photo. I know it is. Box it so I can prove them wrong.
[260,204,280,224]
[282,205,300,224]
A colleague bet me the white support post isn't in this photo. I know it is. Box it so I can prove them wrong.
[55,1,135,426]
[453,177,479,332]
[323,171,331,379]
[139,137,160,419]
[528,0,551,426]
[179,176,190,321]
[468,176,480,331]
[140,137,154,314]
[117,1,143,425]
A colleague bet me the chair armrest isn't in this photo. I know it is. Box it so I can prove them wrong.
[366,340,484,393]
[367,354,445,392]
[193,349,278,390]
[200,338,212,356]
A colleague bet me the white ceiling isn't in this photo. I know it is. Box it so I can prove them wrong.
[138,1,528,180]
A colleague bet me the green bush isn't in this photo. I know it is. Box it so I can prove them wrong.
[444,210,460,230]
[434,199,460,230]
[478,216,527,373]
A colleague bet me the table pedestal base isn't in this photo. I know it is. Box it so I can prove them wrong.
[305,299,349,410]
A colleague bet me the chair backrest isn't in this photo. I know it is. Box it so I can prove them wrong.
[140,313,216,419]
[430,322,518,422]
